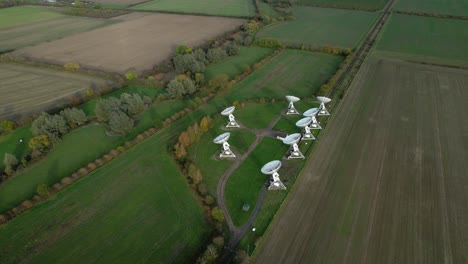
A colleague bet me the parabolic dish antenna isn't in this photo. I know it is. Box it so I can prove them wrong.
[285,95,300,103]
[285,95,300,115]
[213,132,230,144]
[261,160,282,175]
[317,96,331,103]
[296,117,312,127]
[221,106,235,116]
[303,108,320,117]
[283,133,301,145]
[296,117,315,140]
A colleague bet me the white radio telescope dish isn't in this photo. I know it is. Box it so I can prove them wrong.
[261,160,282,175]
[303,108,320,117]
[317,96,331,116]
[282,133,301,145]
[213,132,235,158]
[303,108,321,130]
[213,132,230,144]
[296,117,315,140]
[221,106,235,116]
[261,160,286,190]
[285,95,300,115]
[282,133,304,159]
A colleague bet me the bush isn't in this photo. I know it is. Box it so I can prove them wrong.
[204,195,214,205]
[32,113,69,143]
[252,38,283,49]
[208,74,229,91]
[207,47,228,63]
[125,71,138,81]
[243,35,253,46]
[187,163,203,184]
[108,111,134,135]
[166,77,197,99]
[199,116,213,132]
[4,153,18,169]
[176,45,192,55]
[243,20,259,33]
[60,107,87,128]
[28,135,51,152]
[211,207,224,222]
[197,183,208,195]
[242,65,251,73]
[223,43,240,56]
[64,62,80,72]
[36,183,50,197]
[212,236,224,248]
[0,120,15,133]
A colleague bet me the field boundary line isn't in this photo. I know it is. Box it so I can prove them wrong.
[394,10,468,21]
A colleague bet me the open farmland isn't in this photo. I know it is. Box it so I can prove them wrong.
[223,50,342,101]
[0,63,108,121]
[0,15,116,53]
[395,0,468,17]
[93,0,147,5]
[295,0,388,10]
[0,6,63,29]
[11,13,245,74]
[254,57,468,263]
[0,126,208,263]
[131,0,255,18]
[256,6,377,48]
[375,14,468,67]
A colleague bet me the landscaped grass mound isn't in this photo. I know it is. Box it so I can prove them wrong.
[256,6,378,48]
[223,50,342,101]
[0,129,208,263]
[295,0,388,10]
[375,14,468,67]
[131,0,255,17]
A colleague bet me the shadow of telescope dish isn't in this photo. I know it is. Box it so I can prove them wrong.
[283,133,301,145]
[213,132,231,144]
[317,96,331,103]
[296,117,313,127]
[261,160,282,175]
[221,106,235,116]
[303,108,320,117]
[285,95,300,103]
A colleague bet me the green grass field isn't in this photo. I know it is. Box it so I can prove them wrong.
[187,118,256,198]
[375,14,468,67]
[225,137,288,226]
[395,0,468,17]
[0,99,187,213]
[223,50,342,101]
[0,126,32,172]
[295,0,388,10]
[258,1,283,18]
[0,6,63,29]
[131,0,255,17]
[0,126,208,263]
[205,47,274,81]
[235,103,285,129]
[256,6,377,48]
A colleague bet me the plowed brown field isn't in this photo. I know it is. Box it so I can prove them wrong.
[11,13,245,74]
[254,57,468,263]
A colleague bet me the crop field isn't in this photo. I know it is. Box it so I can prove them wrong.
[0,15,115,53]
[11,13,245,74]
[0,63,108,121]
[131,0,255,17]
[254,57,468,263]
[94,0,147,5]
[395,0,468,17]
[205,46,274,81]
[295,0,388,10]
[256,6,377,48]
[375,14,468,67]
[0,6,63,29]
[223,50,342,101]
[0,125,208,263]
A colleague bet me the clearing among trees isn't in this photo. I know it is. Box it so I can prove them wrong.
[0,63,108,121]
[253,57,468,263]
[11,13,245,74]
[256,6,378,48]
[131,0,255,17]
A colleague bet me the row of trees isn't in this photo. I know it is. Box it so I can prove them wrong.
[32,108,87,143]
[95,93,151,135]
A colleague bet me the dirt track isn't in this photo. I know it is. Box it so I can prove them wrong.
[11,13,245,74]
[253,57,468,263]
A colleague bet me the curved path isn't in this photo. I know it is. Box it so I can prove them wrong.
[216,115,283,262]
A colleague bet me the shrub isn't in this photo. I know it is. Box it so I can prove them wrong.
[64,62,80,72]
[197,183,208,195]
[243,20,259,33]
[0,120,15,133]
[252,38,283,49]
[212,236,224,248]
[125,71,138,81]
[4,153,18,170]
[166,77,197,99]
[176,45,192,55]
[36,183,50,197]
[208,74,229,91]
[204,195,214,205]
[211,207,224,222]
[206,47,228,63]
[109,111,134,135]
[199,116,213,132]
[60,107,87,128]
[32,113,69,143]
[28,135,51,152]
[187,163,202,184]
[223,43,240,56]
[242,65,251,73]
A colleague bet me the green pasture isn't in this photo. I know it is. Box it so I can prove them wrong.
[0,126,32,172]
[395,0,468,17]
[235,102,285,129]
[187,118,256,198]
[295,0,388,10]
[256,6,378,48]
[0,99,186,213]
[205,47,274,81]
[223,50,342,101]
[131,0,255,17]
[0,6,63,29]
[0,126,208,263]
[258,1,283,18]
[0,15,116,52]
[225,137,288,226]
[375,14,468,67]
